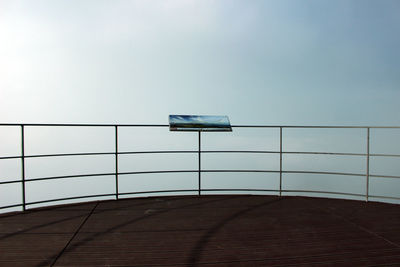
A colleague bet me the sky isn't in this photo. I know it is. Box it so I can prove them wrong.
[1,0,400,125]
[1,0,400,211]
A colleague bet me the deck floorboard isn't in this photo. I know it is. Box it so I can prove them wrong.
[1,195,400,266]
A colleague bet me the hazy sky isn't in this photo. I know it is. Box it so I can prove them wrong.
[2,0,400,210]
[1,0,400,125]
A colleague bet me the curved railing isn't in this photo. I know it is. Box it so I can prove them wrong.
[1,123,400,212]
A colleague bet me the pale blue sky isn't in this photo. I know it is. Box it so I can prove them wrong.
[1,0,400,125]
[1,1,400,210]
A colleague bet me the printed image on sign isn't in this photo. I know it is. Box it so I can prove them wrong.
[169,115,232,131]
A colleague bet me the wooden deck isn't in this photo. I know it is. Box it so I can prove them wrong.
[1,195,400,266]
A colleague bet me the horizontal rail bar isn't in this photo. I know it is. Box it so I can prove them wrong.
[202,188,279,193]
[3,150,277,160]
[231,125,400,129]
[22,152,115,159]
[119,188,365,198]
[119,189,280,196]
[202,150,279,154]
[370,153,400,158]
[11,169,398,187]
[112,124,168,127]
[201,170,279,173]
[0,179,22,185]
[119,170,198,176]
[118,150,197,155]
[283,170,365,177]
[25,191,400,205]
[283,151,367,156]
[282,189,365,198]
[26,173,116,182]
[0,170,249,185]
[2,123,400,128]
[5,170,399,186]
[119,150,281,155]
[0,156,22,160]
[119,189,198,196]
[370,174,400,179]
[0,203,23,210]
[0,123,169,127]
[25,193,116,206]
[369,195,400,201]
[3,151,400,161]
[284,152,400,157]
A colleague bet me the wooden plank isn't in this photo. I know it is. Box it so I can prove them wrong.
[0,196,399,266]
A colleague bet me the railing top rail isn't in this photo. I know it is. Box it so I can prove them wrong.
[0,123,169,127]
[232,125,400,129]
[1,123,400,129]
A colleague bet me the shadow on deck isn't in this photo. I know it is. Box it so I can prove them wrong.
[1,195,400,266]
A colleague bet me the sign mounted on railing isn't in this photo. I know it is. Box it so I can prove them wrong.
[169,115,232,132]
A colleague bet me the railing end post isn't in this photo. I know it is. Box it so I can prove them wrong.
[279,127,283,197]
[366,127,370,202]
[21,125,26,211]
[198,131,201,196]
[115,125,119,200]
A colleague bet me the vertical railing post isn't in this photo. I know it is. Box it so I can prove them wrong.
[198,131,201,196]
[279,127,283,197]
[21,125,26,211]
[115,126,119,200]
[366,127,370,202]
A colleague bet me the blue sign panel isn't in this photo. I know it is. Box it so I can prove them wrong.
[169,115,232,132]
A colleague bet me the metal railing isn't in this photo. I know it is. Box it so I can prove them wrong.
[1,123,400,212]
